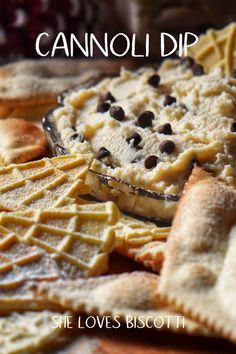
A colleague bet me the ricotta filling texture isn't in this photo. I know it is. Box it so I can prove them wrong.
[55,59,236,196]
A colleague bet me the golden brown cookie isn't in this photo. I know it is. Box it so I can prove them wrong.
[0,118,47,164]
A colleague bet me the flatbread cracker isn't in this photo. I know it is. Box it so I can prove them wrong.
[0,59,134,107]
[37,272,209,336]
[0,202,118,278]
[0,311,70,354]
[158,167,236,343]
[0,118,47,165]
[0,154,92,211]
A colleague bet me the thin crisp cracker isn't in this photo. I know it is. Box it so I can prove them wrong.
[37,271,209,336]
[158,167,236,343]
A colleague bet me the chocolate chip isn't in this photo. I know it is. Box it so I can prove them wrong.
[159,140,175,154]
[103,91,116,103]
[144,155,159,169]
[96,147,111,159]
[163,95,176,106]
[231,69,236,78]
[230,122,236,132]
[69,133,84,142]
[97,102,110,113]
[136,111,154,128]
[181,56,195,68]
[191,63,204,76]
[109,106,125,121]
[147,74,160,88]
[157,123,172,135]
[126,133,142,146]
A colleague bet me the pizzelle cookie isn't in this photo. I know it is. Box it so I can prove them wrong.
[0,118,47,165]
[0,224,61,312]
[187,22,236,75]
[0,154,92,211]
[54,58,236,220]
[36,272,209,336]
[158,167,236,343]
[0,202,118,279]
[0,311,70,354]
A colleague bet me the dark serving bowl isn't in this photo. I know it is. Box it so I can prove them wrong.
[42,73,180,225]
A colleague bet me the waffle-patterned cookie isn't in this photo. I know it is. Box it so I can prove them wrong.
[0,154,92,211]
[188,23,236,75]
[0,225,61,311]
[0,226,60,289]
[0,311,70,354]
[0,202,119,279]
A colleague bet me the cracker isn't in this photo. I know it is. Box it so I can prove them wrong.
[0,118,47,165]
[0,311,70,354]
[0,202,119,279]
[0,154,92,211]
[0,59,134,107]
[158,167,236,343]
[37,271,209,336]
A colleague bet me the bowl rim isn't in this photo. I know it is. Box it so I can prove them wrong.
[43,73,109,156]
[42,71,180,221]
